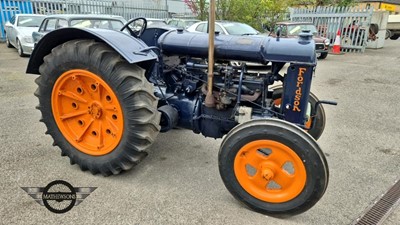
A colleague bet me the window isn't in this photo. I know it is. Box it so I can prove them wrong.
[215,24,224,34]
[177,21,185,28]
[17,16,44,27]
[168,20,177,26]
[69,19,124,31]
[196,23,205,32]
[44,19,57,32]
[223,23,258,35]
[57,19,68,28]
[10,16,16,25]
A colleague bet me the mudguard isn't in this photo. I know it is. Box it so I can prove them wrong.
[26,27,157,75]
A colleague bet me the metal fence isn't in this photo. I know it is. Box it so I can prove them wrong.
[1,0,170,40]
[290,6,374,53]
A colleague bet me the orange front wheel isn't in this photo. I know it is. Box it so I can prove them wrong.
[218,119,328,216]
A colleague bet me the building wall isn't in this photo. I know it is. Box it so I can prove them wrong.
[116,0,191,14]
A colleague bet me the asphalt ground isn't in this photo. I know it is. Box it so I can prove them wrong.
[0,40,399,225]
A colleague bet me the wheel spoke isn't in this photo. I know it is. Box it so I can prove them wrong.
[250,172,269,188]
[243,150,266,169]
[273,170,294,189]
[98,121,104,149]
[266,150,289,168]
[60,110,87,120]
[104,105,117,111]
[60,90,88,103]
[106,116,119,133]
[76,119,94,142]
[92,83,102,101]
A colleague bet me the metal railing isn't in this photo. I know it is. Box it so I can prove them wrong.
[290,6,374,53]
[1,0,170,40]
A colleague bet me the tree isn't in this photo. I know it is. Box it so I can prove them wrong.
[183,0,354,31]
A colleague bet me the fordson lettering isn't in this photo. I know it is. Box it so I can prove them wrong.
[293,68,307,112]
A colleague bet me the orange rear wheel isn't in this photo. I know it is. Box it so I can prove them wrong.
[51,69,123,156]
[35,40,160,176]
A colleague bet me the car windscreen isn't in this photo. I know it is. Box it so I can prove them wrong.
[17,16,45,27]
[222,23,258,35]
[70,19,124,31]
[147,21,167,27]
[287,24,318,35]
[184,20,199,27]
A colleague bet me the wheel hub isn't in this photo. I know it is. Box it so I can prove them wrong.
[51,69,124,156]
[88,102,103,119]
[234,140,307,203]
[261,167,274,181]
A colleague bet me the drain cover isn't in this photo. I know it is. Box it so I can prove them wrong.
[352,179,400,225]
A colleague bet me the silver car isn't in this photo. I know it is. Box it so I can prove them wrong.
[187,21,259,35]
[4,14,45,57]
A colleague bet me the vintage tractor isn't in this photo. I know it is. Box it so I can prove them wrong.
[26,15,336,217]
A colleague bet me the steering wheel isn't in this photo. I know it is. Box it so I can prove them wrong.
[120,17,147,38]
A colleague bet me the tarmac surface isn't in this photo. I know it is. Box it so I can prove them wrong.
[0,40,399,225]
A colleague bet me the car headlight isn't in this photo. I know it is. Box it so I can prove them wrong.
[24,36,33,43]
[324,39,330,45]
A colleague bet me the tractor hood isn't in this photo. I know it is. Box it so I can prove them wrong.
[158,30,316,65]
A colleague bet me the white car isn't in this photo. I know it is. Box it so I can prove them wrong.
[4,14,46,57]
[187,21,259,35]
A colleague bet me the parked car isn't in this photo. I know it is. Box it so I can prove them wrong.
[167,18,200,29]
[4,14,46,57]
[271,22,330,59]
[146,18,167,28]
[187,20,259,36]
[387,15,400,40]
[33,14,127,46]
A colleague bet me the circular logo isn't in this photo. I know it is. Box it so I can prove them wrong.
[42,180,76,214]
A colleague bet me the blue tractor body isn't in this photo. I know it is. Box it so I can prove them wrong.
[27,21,335,216]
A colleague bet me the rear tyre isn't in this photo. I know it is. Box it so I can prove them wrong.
[271,87,326,140]
[218,119,329,216]
[390,35,399,40]
[17,39,27,57]
[318,52,328,60]
[5,33,12,48]
[34,39,161,176]
[385,30,392,40]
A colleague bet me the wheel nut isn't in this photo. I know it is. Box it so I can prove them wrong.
[262,168,274,181]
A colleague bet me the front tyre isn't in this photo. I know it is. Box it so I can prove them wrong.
[5,33,12,48]
[318,52,328,60]
[218,119,328,216]
[34,39,161,176]
[17,39,27,57]
[272,87,326,140]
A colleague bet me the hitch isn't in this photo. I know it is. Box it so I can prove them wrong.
[307,100,337,130]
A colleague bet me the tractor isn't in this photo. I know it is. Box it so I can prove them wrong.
[26,14,336,216]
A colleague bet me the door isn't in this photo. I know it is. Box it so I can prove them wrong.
[5,15,17,45]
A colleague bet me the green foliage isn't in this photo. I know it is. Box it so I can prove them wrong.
[186,0,355,31]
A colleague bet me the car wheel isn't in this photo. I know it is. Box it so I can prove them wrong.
[5,33,13,48]
[318,52,328,60]
[390,35,399,40]
[385,30,392,40]
[17,39,27,57]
